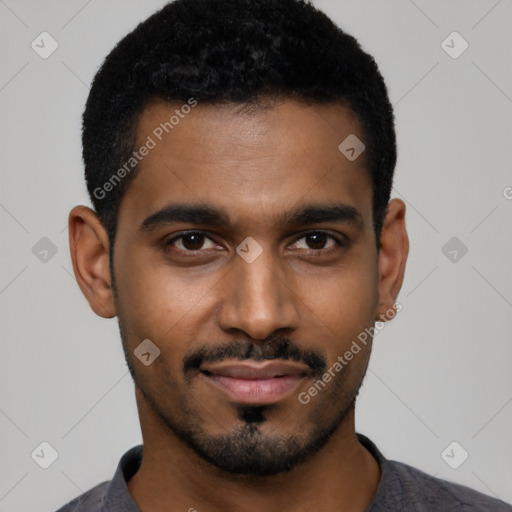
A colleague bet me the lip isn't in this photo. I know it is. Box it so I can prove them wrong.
[200,360,310,405]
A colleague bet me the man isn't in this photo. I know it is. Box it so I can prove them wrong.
[57,0,511,510]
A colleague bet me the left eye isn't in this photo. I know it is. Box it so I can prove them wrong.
[290,232,341,251]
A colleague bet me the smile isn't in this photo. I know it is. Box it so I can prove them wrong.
[200,360,310,405]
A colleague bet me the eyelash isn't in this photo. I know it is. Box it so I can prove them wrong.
[163,230,348,256]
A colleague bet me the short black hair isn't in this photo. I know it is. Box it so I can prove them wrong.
[83,0,396,257]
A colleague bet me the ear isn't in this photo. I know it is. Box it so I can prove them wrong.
[68,205,116,318]
[376,198,409,321]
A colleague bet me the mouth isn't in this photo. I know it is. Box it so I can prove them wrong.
[200,360,310,405]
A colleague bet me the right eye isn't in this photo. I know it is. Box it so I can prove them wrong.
[164,231,221,254]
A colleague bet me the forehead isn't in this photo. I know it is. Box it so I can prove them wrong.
[117,99,372,235]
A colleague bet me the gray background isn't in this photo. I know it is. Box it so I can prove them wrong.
[1,0,511,510]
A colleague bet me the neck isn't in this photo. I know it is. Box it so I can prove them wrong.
[128,389,381,512]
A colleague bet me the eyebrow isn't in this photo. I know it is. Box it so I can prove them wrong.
[139,201,364,233]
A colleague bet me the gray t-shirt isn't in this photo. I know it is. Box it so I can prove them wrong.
[55,433,512,511]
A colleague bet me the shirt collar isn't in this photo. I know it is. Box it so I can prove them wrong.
[100,444,143,511]
[101,433,387,511]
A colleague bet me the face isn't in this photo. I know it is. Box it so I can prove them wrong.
[70,98,408,477]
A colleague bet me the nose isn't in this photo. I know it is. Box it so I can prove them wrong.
[217,246,300,341]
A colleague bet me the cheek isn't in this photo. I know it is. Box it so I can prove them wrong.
[303,255,378,322]
[299,257,378,368]
[300,269,377,408]
[113,247,220,351]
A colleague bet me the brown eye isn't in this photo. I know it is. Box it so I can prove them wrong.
[290,231,343,251]
[165,231,218,252]
[304,233,329,250]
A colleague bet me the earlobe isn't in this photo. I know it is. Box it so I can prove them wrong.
[68,205,117,319]
[376,198,409,321]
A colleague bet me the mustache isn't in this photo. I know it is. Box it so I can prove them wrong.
[182,337,327,379]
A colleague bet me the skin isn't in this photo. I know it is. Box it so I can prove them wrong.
[69,99,409,512]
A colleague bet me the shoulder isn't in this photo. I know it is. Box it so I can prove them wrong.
[53,444,143,512]
[54,481,110,512]
[373,459,512,511]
